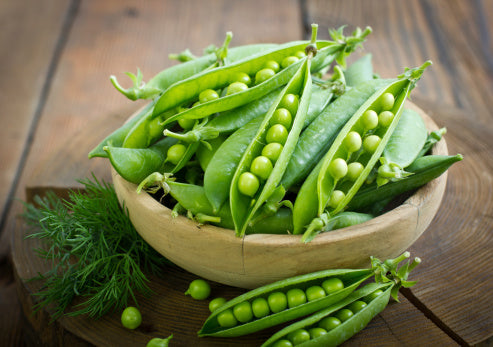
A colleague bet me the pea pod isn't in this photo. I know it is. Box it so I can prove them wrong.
[152,27,372,124]
[417,127,447,158]
[88,99,156,158]
[343,54,374,87]
[302,212,374,243]
[262,254,421,347]
[110,32,278,101]
[104,136,177,184]
[198,268,373,337]
[292,61,432,236]
[230,53,313,237]
[348,154,463,211]
[261,282,391,347]
[281,78,394,189]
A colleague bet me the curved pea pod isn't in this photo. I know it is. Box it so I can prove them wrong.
[230,57,312,237]
[198,268,373,337]
[281,78,394,189]
[104,136,177,184]
[152,27,372,124]
[204,116,264,213]
[348,154,463,211]
[110,33,278,100]
[343,54,374,87]
[292,61,432,236]
[260,282,392,347]
[88,100,156,158]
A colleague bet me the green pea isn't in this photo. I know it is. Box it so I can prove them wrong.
[318,316,341,331]
[209,297,227,312]
[177,117,195,130]
[378,110,394,127]
[322,277,344,294]
[199,89,219,103]
[348,300,367,313]
[294,50,306,59]
[166,143,187,165]
[252,297,270,318]
[121,306,142,330]
[264,60,280,73]
[272,340,293,347]
[250,156,273,181]
[328,158,348,180]
[238,172,260,197]
[233,301,253,323]
[343,131,362,153]
[361,109,379,130]
[346,162,364,181]
[268,292,287,313]
[287,328,310,345]
[266,124,289,145]
[305,285,326,301]
[226,81,248,95]
[363,135,381,153]
[271,108,292,129]
[255,68,276,84]
[328,190,346,208]
[232,71,252,86]
[217,309,237,328]
[279,93,299,116]
[281,55,299,69]
[185,279,211,300]
[335,308,354,322]
[261,142,283,163]
[365,289,384,303]
[380,92,395,110]
[286,288,307,308]
[308,327,327,339]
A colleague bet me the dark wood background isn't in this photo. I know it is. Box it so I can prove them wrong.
[1,0,492,346]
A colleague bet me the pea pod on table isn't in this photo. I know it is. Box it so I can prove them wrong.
[292,61,432,238]
[151,26,372,126]
[198,268,373,337]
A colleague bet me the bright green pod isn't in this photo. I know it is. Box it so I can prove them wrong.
[198,269,373,337]
[104,136,177,184]
[153,28,371,125]
[196,135,227,172]
[261,282,392,347]
[292,61,432,236]
[230,57,312,237]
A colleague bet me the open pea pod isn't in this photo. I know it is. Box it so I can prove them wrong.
[152,26,372,125]
[261,282,392,347]
[292,61,432,236]
[229,54,312,237]
[198,268,373,337]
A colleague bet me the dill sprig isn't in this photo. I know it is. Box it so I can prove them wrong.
[22,175,168,320]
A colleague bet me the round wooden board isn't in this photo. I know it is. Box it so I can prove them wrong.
[11,100,491,346]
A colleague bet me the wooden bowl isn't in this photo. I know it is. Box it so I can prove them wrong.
[112,102,448,289]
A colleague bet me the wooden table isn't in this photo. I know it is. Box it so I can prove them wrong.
[1,1,492,346]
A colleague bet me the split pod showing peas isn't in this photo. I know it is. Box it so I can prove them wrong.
[229,26,318,237]
[261,254,421,347]
[152,26,372,126]
[292,61,432,237]
[198,268,373,337]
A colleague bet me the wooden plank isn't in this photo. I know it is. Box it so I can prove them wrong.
[12,214,457,346]
[0,0,70,230]
[305,0,493,125]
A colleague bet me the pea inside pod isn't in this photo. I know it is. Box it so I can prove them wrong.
[198,268,373,337]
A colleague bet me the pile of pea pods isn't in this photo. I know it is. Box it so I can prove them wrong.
[90,24,462,241]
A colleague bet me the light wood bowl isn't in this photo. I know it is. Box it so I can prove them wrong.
[112,102,448,289]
